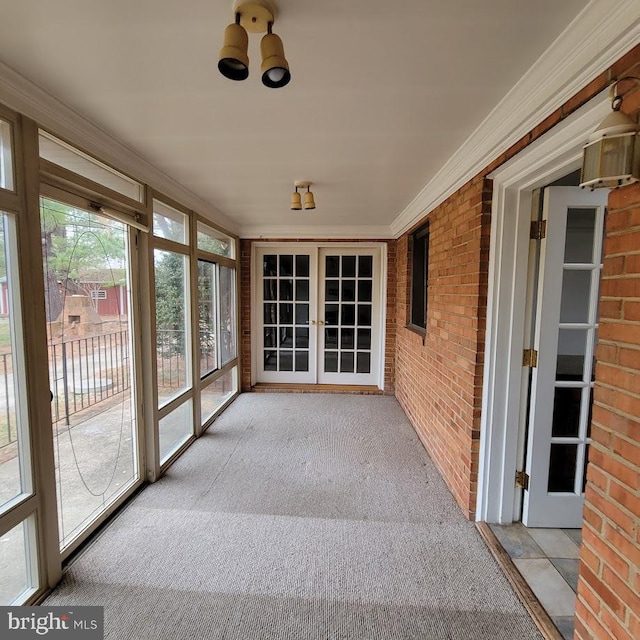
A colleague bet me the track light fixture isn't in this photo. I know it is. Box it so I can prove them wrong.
[218,0,290,88]
[290,186,302,210]
[218,13,250,81]
[292,181,315,210]
[580,77,640,189]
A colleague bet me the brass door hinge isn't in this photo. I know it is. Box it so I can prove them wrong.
[523,348,538,367]
[530,220,547,240]
[515,470,530,490]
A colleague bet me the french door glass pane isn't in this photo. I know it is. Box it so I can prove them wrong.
[159,399,192,462]
[263,255,277,276]
[323,254,373,375]
[40,198,138,549]
[295,327,309,348]
[552,387,582,437]
[556,329,587,381]
[0,518,36,604]
[564,208,596,263]
[264,351,277,371]
[548,444,578,493]
[0,214,32,511]
[0,119,14,191]
[560,270,592,323]
[358,256,373,277]
[198,261,217,377]
[295,351,309,372]
[280,255,293,276]
[296,255,309,277]
[155,249,191,405]
[219,266,237,365]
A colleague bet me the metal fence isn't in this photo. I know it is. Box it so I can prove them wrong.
[0,330,131,447]
[49,330,130,426]
[0,328,219,448]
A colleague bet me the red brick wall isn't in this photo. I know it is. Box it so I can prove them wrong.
[394,176,492,518]
[573,121,640,640]
[239,239,396,394]
[575,183,640,640]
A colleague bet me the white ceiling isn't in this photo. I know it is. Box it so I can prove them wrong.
[0,0,603,236]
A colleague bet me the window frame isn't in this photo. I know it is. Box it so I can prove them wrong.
[408,222,430,334]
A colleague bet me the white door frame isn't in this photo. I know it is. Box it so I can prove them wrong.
[476,90,612,523]
[250,242,387,390]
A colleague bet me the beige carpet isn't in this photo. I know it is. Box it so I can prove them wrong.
[45,393,542,639]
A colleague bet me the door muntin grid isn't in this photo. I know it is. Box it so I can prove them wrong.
[262,254,311,373]
[548,206,602,494]
[323,254,373,375]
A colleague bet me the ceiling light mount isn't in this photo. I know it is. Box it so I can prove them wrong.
[232,0,276,34]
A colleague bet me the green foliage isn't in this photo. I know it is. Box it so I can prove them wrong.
[197,230,230,257]
[154,251,186,355]
[0,318,10,349]
[41,199,126,283]
[40,198,127,320]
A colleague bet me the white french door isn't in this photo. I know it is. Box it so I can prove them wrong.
[522,187,608,527]
[255,245,383,387]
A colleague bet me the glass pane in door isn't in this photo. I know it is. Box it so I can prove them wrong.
[41,198,138,549]
[323,255,373,374]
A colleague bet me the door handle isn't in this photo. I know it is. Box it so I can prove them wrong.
[311,320,325,326]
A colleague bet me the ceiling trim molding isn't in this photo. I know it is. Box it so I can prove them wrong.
[0,60,238,234]
[239,224,393,240]
[390,0,640,238]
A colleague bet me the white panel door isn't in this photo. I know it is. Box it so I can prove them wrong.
[523,187,608,527]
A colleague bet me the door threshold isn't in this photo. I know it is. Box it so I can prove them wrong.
[476,523,564,640]
[251,383,384,395]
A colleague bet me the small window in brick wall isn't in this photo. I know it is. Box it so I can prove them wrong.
[409,223,429,332]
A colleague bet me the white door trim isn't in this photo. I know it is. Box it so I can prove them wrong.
[476,90,612,523]
[250,242,387,390]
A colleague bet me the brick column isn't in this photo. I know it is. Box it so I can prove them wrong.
[575,183,640,640]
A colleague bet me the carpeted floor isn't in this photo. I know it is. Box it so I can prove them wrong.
[45,393,542,639]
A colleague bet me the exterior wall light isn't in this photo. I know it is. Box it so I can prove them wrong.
[580,78,640,189]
